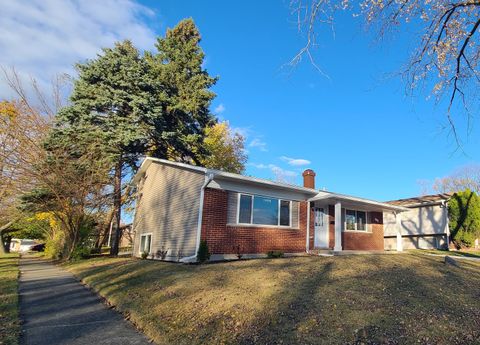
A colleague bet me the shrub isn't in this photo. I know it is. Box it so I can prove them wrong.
[197,240,210,263]
[141,251,149,260]
[44,232,65,260]
[70,247,91,261]
[448,190,480,248]
[453,229,476,248]
[90,247,101,255]
[267,250,284,258]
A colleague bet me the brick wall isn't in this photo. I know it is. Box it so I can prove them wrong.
[341,211,384,250]
[328,205,335,249]
[201,188,308,254]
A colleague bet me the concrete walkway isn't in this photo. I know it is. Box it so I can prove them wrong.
[19,254,151,345]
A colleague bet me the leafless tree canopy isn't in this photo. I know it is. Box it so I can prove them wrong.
[291,1,480,143]
[433,164,480,193]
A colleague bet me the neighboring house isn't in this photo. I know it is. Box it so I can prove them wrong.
[131,158,407,261]
[119,223,134,249]
[10,238,38,252]
[383,193,453,250]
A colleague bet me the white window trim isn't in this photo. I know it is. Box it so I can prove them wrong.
[139,232,153,254]
[237,193,293,228]
[343,209,370,232]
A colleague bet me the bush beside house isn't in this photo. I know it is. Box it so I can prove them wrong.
[448,190,480,248]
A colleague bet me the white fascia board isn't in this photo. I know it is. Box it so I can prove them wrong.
[133,157,318,195]
[308,192,409,212]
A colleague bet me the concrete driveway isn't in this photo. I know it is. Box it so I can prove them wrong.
[19,254,151,345]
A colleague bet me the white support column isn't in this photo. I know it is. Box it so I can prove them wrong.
[334,201,342,251]
[443,201,450,250]
[395,212,403,252]
[306,201,311,252]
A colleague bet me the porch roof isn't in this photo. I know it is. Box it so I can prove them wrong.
[308,192,409,212]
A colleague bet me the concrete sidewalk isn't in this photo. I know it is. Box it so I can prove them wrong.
[19,254,151,345]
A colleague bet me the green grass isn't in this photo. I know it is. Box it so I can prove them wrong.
[411,249,480,258]
[65,254,480,345]
[0,253,20,345]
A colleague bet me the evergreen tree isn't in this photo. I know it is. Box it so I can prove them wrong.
[54,40,157,256]
[53,20,219,255]
[147,18,217,162]
[448,190,480,248]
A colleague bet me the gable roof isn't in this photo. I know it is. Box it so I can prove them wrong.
[133,157,409,211]
[133,157,319,195]
[387,193,453,207]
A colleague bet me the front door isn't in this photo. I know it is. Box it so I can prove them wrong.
[314,207,328,248]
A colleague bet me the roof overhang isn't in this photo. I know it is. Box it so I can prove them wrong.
[308,192,409,212]
[131,157,318,195]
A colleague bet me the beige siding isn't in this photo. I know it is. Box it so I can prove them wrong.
[133,162,205,259]
[227,192,238,224]
[291,201,299,228]
[383,205,448,237]
[226,191,300,228]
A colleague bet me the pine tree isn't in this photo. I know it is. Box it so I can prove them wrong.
[147,18,217,162]
[54,40,157,256]
[53,20,219,256]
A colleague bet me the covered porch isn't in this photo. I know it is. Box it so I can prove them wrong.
[306,192,408,252]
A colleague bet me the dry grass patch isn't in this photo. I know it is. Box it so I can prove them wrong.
[0,253,20,345]
[65,254,480,345]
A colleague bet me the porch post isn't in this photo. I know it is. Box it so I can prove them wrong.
[395,212,403,252]
[306,201,311,252]
[334,201,342,251]
[443,201,450,250]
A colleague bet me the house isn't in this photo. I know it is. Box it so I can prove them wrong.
[131,158,408,262]
[383,193,452,250]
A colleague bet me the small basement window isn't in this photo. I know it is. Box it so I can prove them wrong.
[139,233,152,254]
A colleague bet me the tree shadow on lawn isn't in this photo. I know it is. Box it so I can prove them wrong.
[234,255,480,345]
[69,255,480,345]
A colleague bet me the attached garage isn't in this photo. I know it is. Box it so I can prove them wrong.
[383,193,452,250]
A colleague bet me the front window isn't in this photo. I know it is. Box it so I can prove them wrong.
[140,233,152,253]
[238,194,291,227]
[345,210,368,232]
[253,196,279,225]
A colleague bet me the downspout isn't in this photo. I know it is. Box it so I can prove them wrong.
[180,172,215,263]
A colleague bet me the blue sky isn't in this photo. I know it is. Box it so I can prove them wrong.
[145,0,480,200]
[1,0,479,202]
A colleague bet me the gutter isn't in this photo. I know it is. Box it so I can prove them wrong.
[180,172,215,263]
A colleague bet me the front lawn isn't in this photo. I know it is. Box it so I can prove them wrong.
[0,253,20,345]
[65,254,480,345]
[412,249,480,259]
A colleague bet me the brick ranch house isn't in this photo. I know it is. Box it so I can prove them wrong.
[131,158,411,261]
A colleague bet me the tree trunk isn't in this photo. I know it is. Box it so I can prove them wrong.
[0,220,16,255]
[110,157,122,256]
[0,232,8,255]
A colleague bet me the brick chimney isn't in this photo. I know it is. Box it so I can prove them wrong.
[302,169,316,189]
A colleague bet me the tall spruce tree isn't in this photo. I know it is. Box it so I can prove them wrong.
[146,18,217,162]
[55,40,158,256]
[54,19,218,255]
